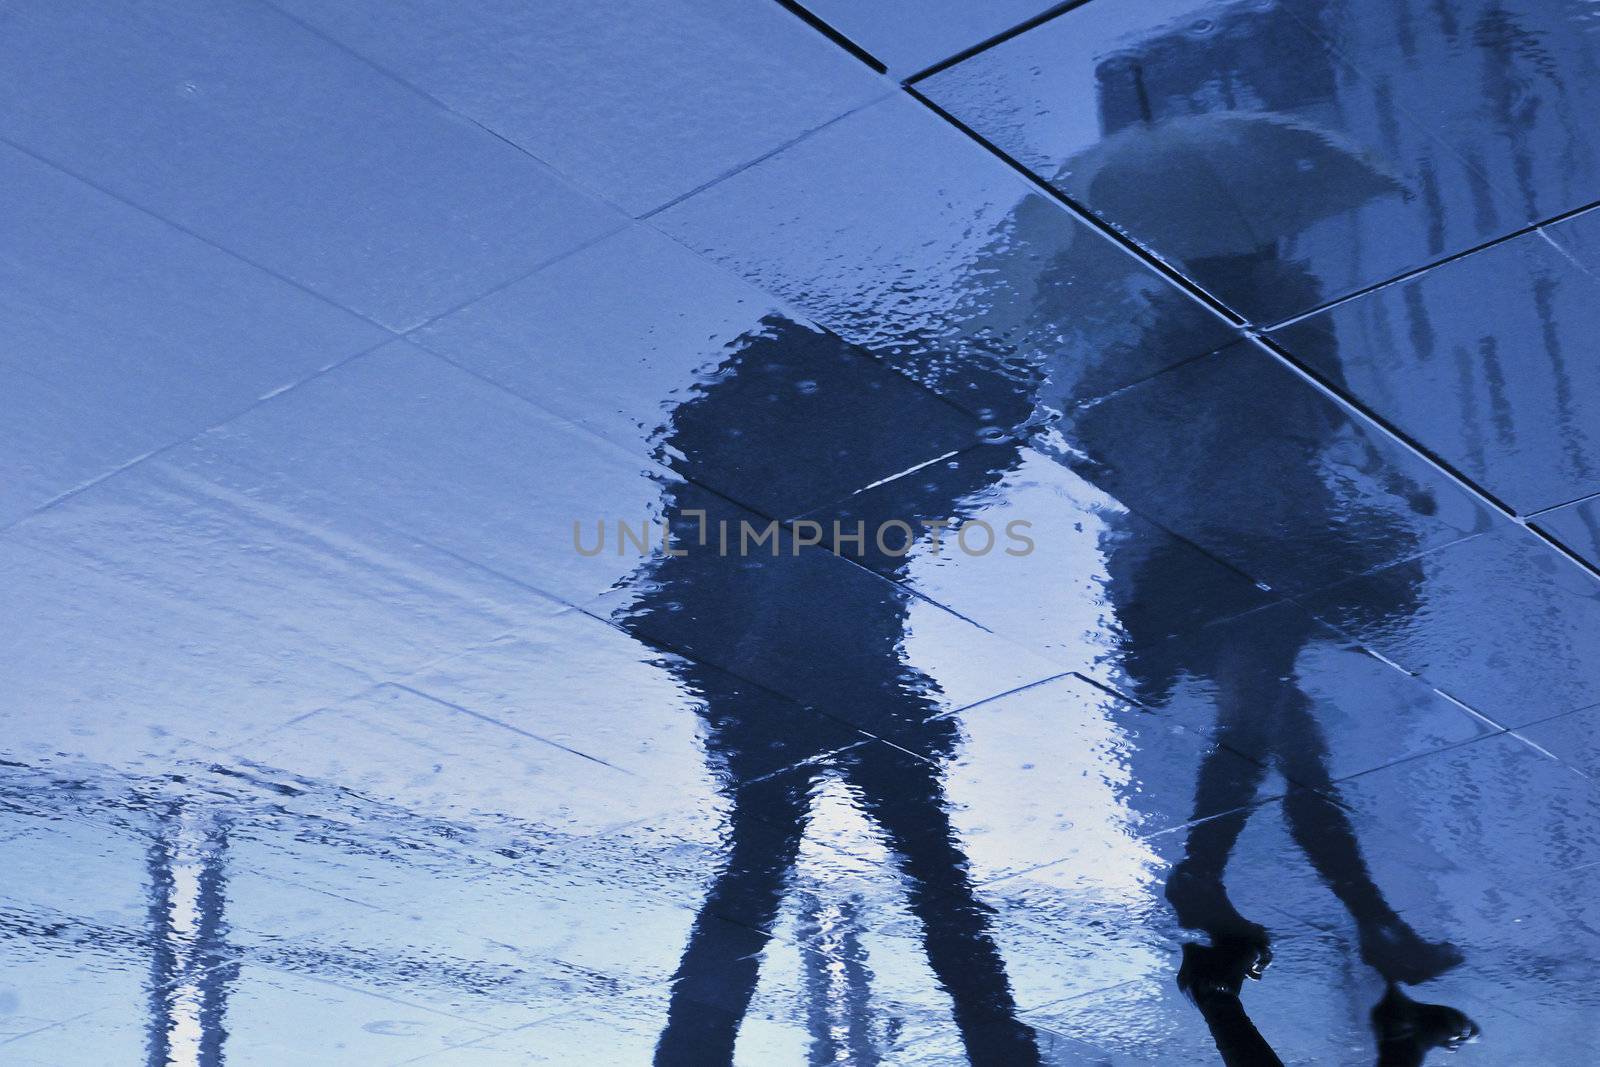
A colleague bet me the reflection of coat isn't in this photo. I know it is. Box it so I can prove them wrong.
[1069,249,1425,703]
[620,317,1024,757]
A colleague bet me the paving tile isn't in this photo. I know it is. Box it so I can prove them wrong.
[0,816,351,952]
[0,342,694,759]
[0,0,621,329]
[0,824,161,1039]
[1335,734,1600,902]
[417,225,984,519]
[1534,493,1600,571]
[797,0,1063,76]
[219,816,715,999]
[922,0,1600,322]
[100,338,673,604]
[657,95,1238,426]
[0,961,500,1067]
[1272,230,1600,514]
[1304,527,1600,726]
[0,143,386,528]
[1062,340,1494,597]
[398,976,818,1066]
[237,684,685,837]
[272,0,886,218]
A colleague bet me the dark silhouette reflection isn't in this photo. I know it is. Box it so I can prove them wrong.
[144,804,233,1067]
[622,322,1040,1066]
[1071,250,1476,1066]
[1068,14,1482,1063]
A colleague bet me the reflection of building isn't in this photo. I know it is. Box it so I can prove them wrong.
[144,806,233,1067]
[1094,2,1335,135]
[797,892,880,1066]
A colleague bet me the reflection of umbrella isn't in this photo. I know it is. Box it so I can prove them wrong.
[1059,111,1406,260]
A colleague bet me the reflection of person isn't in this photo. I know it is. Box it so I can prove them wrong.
[623,321,1041,1066]
[1074,14,1479,1059]
[1066,240,1476,1064]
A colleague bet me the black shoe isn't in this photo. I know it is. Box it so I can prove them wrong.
[1359,920,1464,985]
[1166,862,1271,948]
[1372,983,1480,1055]
[1177,938,1273,1005]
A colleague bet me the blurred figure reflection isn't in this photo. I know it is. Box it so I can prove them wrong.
[623,323,1040,1066]
[1075,10,1480,1065]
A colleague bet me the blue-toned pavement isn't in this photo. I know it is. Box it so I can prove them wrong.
[2,1,1599,1064]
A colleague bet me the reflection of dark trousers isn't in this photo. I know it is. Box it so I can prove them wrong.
[636,521,1039,1065]
[1178,613,1399,936]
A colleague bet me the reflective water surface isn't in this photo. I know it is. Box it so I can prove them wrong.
[4,0,1600,1064]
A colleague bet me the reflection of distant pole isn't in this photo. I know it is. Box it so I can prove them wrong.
[798,892,881,1067]
[144,805,234,1067]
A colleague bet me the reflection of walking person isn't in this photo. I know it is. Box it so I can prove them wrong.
[1069,244,1479,1063]
[1069,17,1483,1058]
[621,321,1040,1066]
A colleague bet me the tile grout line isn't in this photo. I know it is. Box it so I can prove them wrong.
[768,0,888,73]
[0,133,396,334]
[636,90,901,220]
[903,0,1100,84]
[1526,486,1600,517]
[0,336,398,536]
[1262,195,1600,331]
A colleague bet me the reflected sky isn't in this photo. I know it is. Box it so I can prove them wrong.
[3,1,1600,1065]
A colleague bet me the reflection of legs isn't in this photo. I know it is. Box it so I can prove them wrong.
[1177,943,1285,1067]
[848,744,1040,1067]
[1371,984,1479,1066]
[655,771,813,1067]
[1166,752,1273,942]
[1274,683,1461,985]
[1276,696,1397,930]
[1167,635,1290,1064]
[1166,640,1278,944]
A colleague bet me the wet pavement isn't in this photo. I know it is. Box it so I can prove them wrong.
[2,1,1599,1064]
